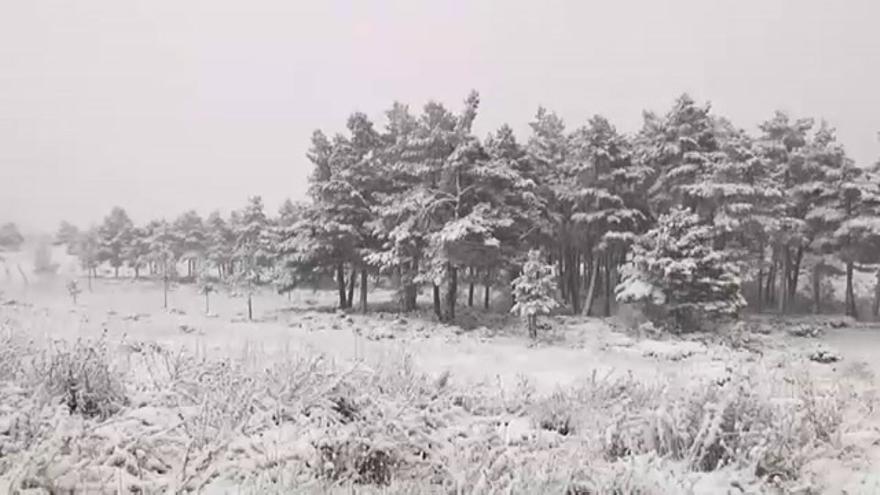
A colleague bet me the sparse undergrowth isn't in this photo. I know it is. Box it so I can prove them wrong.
[0,322,873,494]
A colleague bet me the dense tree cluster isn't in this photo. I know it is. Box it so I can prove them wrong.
[55,92,880,329]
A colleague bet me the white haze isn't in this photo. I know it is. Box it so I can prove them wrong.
[1,0,879,232]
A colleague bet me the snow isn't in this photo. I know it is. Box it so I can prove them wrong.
[1,276,879,493]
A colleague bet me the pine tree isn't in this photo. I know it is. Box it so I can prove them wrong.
[568,115,651,315]
[511,250,558,339]
[174,210,207,279]
[97,207,134,278]
[233,196,269,320]
[617,207,746,332]
[76,228,100,290]
[205,211,235,279]
[54,221,80,252]
[123,226,151,278]
[148,220,179,309]
[756,111,816,312]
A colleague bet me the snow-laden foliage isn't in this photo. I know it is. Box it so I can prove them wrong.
[68,91,880,323]
[511,250,559,338]
[617,207,746,332]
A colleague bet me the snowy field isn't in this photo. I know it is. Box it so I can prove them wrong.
[1,251,880,494]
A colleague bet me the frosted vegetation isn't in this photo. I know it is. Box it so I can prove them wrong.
[2,92,880,493]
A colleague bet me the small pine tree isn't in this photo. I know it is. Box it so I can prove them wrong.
[617,207,746,332]
[511,250,559,339]
[67,280,82,304]
[196,265,215,314]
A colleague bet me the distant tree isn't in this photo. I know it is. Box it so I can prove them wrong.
[66,280,82,304]
[173,210,207,279]
[54,221,80,252]
[148,220,179,309]
[617,207,746,332]
[0,223,24,251]
[196,264,216,314]
[97,207,134,278]
[205,211,235,279]
[233,196,270,320]
[510,250,559,339]
[76,228,100,290]
[123,226,151,278]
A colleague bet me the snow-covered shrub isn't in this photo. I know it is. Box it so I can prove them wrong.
[788,323,824,338]
[45,337,128,419]
[531,391,575,436]
[511,250,559,339]
[808,345,841,364]
[616,207,746,333]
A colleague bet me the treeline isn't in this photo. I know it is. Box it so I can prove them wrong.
[60,92,880,323]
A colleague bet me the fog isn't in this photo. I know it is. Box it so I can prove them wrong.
[2,0,879,232]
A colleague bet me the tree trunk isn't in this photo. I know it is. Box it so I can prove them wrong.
[445,265,457,321]
[528,314,537,340]
[845,261,857,318]
[433,284,442,320]
[205,291,210,314]
[404,283,418,312]
[872,270,880,319]
[347,267,356,309]
[778,249,788,314]
[788,246,803,302]
[568,248,581,314]
[360,269,368,314]
[336,264,347,309]
[558,247,567,303]
[468,267,474,307]
[247,293,253,321]
[88,268,93,291]
[603,254,613,317]
[811,263,822,314]
[765,251,777,306]
[114,266,119,278]
[756,268,764,312]
[163,274,168,309]
[134,266,140,279]
[584,261,600,316]
[484,269,491,310]
[217,265,223,279]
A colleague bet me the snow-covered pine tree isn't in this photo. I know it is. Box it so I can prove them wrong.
[511,250,559,339]
[568,115,651,316]
[123,226,151,279]
[173,210,207,279]
[205,211,235,279]
[76,228,100,290]
[148,220,179,309]
[617,207,746,332]
[802,123,859,315]
[834,161,880,318]
[233,196,270,320]
[756,111,816,312]
[97,207,133,278]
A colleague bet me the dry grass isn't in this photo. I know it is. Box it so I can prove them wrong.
[0,317,873,495]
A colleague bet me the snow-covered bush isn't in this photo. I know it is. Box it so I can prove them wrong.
[616,207,746,332]
[511,250,559,339]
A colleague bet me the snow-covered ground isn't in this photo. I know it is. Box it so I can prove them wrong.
[2,264,880,493]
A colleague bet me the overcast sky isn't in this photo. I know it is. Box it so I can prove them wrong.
[2,0,879,232]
